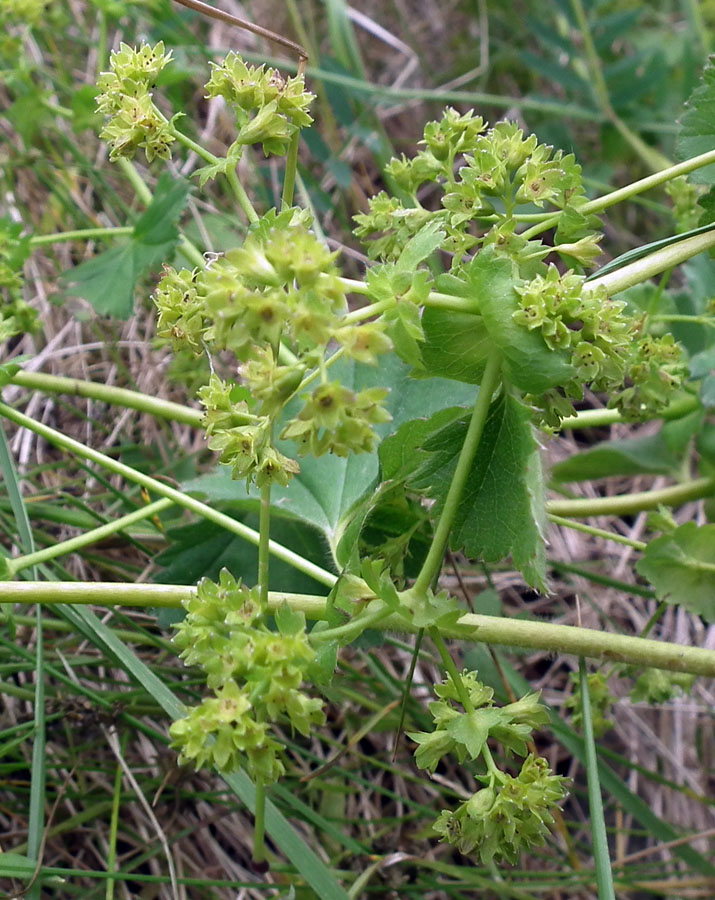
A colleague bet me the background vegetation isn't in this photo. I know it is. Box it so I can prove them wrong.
[1,0,714,897]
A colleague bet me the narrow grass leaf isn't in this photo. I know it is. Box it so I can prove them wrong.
[579,659,616,900]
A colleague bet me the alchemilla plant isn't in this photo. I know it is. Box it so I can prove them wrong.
[3,4,715,890]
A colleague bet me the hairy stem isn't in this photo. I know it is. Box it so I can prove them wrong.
[5,582,715,677]
[0,401,336,588]
[547,477,715,518]
[8,371,203,426]
[584,227,715,297]
[6,498,173,577]
[412,352,502,596]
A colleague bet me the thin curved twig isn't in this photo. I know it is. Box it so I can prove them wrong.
[171,0,308,74]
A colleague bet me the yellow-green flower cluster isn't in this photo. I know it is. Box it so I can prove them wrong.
[433,754,568,864]
[154,211,393,482]
[205,52,314,157]
[354,111,594,267]
[96,41,176,162]
[170,569,324,782]
[410,671,567,864]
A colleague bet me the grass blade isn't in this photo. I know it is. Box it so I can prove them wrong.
[579,659,616,900]
[0,422,45,900]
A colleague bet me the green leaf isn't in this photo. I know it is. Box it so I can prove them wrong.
[677,55,715,184]
[60,173,191,318]
[395,220,445,271]
[410,392,547,590]
[463,248,573,393]
[417,307,492,384]
[275,601,305,636]
[636,522,715,621]
[446,708,504,759]
[550,431,682,481]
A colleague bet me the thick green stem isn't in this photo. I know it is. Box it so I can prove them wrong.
[6,498,173,577]
[547,477,715,518]
[559,393,699,430]
[413,352,502,596]
[0,401,336,588]
[4,582,715,677]
[584,227,715,298]
[8,371,203,427]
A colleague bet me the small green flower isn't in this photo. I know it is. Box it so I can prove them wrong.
[433,755,568,864]
[154,265,204,351]
[205,52,314,157]
[96,42,176,162]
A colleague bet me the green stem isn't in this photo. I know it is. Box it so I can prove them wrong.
[413,352,502,596]
[258,483,271,607]
[558,393,699,430]
[0,401,336,588]
[480,742,505,783]
[165,121,259,229]
[520,147,715,243]
[579,658,617,900]
[166,123,221,165]
[6,498,172,577]
[30,226,133,246]
[226,166,260,224]
[547,515,646,551]
[430,628,474,712]
[309,600,395,644]
[281,131,300,209]
[9,371,203,427]
[340,292,475,325]
[115,158,206,269]
[584,227,715,297]
[4,581,715,676]
[547,477,715,518]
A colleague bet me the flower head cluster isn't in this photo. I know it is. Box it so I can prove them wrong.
[433,754,568,864]
[282,381,390,457]
[410,671,567,864]
[96,42,176,162]
[509,266,686,425]
[616,334,686,419]
[154,211,392,482]
[169,569,324,781]
[205,52,314,157]
[354,111,595,267]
